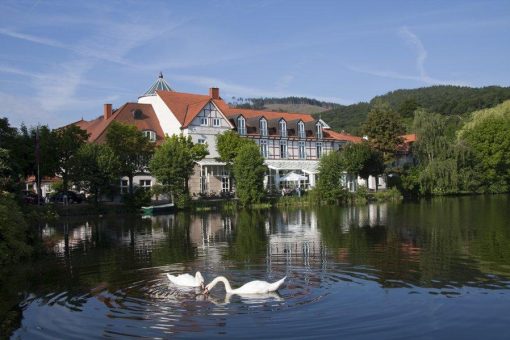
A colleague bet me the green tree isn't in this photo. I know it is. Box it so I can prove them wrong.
[457,101,510,192]
[340,142,385,190]
[317,151,346,203]
[149,135,208,206]
[216,130,253,165]
[232,143,267,206]
[73,143,121,203]
[105,121,154,194]
[362,102,405,162]
[407,109,460,195]
[54,125,89,191]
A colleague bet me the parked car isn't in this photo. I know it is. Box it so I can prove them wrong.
[21,190,43,204]
[49,191,85,204]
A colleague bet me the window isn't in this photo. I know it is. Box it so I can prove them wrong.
[316,142,323,158]
[279,120,287,137]
[316,123,323,139]
[213,118,221,127]
[140,179,151,191]
[120,179,129,194]
[298,121,305,138]
[142,130,156,142]
[200,117,209,126]
[280,140,288,159]
[260,119,268,137]
[221,177,230,192]
[198,138,206,144]
[260,139,268,158]
[238,117,246,135]
[299,141,306,159]
[133,109,143,119]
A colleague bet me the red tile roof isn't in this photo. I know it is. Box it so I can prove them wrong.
[156,90,230,128]
[324,129,363,143]
[75,103,165,144]
[224,107,315,122]
[402,134,417,143]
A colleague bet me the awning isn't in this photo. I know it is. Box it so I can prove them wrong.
[196,159,227,166]
[281,172,308,182]
[265,159,319,174]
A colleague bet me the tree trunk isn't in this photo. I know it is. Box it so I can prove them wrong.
[128,174,134,195]
[63,172,68,192]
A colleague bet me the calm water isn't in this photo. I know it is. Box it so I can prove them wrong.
[3,195,510,339]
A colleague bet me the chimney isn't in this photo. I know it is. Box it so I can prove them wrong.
[209,87,220,99]
[103,103,112,120]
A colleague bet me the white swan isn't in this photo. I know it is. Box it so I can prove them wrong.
[204,276,286,295]
[166,271,205,288]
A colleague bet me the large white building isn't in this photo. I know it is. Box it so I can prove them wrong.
[74,74,364,196]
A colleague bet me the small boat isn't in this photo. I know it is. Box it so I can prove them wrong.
[141,203,174,215]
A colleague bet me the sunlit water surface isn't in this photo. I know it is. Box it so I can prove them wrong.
[3,195,510,339]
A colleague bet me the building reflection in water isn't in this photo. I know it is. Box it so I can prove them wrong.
[40,204,390,269]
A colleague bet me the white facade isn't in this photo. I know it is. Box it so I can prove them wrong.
[138,94,182,137]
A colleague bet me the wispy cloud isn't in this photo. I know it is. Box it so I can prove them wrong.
[174,74,351,104]
[347,27,468,86]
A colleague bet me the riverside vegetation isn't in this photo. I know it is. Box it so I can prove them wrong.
[1,87,510,268]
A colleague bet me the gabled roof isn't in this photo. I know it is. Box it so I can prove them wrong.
[156,90,231,128]
[142,72,173,96]
[75,103,165,144]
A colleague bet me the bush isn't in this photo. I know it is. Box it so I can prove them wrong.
[0,194,31,265]
[121,189,151,210]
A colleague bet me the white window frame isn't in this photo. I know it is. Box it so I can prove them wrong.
[316,123,323,139]
[213,118,221,127]
[120,179,129,194]
[260,139,268,158]
[260,119,268,137]
[238,117,246,135]
[139,179,152,191]
[298,121,305,138]
[316,142,323,158]
[279,120,287,137]
[299,141,306,159]
[280,140,288,159]
[200,117,209,126]
[142,130,156,142]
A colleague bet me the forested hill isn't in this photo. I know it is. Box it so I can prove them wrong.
[316,85,510,134]
[230,97,341,114]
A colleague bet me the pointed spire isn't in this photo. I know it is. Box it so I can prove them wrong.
[142,73,173,96]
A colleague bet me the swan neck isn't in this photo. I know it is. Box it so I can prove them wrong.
[212,276,232,293]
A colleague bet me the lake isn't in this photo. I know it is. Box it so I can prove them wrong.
[3,195,510,339]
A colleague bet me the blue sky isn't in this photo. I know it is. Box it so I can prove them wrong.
[1,0,509,127]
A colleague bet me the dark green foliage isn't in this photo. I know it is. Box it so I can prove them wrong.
[73,143,121,203]
[233,144,267,206]
[231,97,341,110]
[216,130,254,165]
[317,85,510,133]
[149,134,208,207]
[54,125,89,191]
[317,151,347,204]
[457,101,510,193]
[362,102,405,162]
[0,194,31,265]
[105,121,154,194]
[340,142,384,181]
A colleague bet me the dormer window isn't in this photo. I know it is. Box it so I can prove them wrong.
[316,122,323,139]
[279,120,287,137]
[133,109,143,119]
[238,116,246,135]
[298,121,305,138]
[142,130,156,142]
[260,118,268,137]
